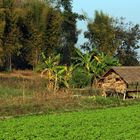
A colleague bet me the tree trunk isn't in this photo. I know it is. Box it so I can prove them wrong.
[35,47,39,67]
[54,74,58,93]
[6,52,12,71]
[9,52,12,71]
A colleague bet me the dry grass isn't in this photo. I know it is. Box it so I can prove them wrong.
[0,88,82,117]
[0,71,140,117]
[0,70,39,78]
[0,90,76,106]
[1,88,140,117]
[0,71,82,116]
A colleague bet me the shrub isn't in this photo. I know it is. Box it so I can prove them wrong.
[70,68,92,88]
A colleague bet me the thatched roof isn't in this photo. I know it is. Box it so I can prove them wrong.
[103,66,140,84]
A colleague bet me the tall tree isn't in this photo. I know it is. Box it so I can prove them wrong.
[2,0,22,71]
[55,0,84,65]
[0,2,5,68]
[83,11,120,56]
[23,0,49,68]
[22,0,63,68]
[43,7,62,57]
[115,21,140,65]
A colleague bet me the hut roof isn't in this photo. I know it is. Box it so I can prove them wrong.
[103,66,140,84]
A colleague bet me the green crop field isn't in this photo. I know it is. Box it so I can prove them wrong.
[1,104,140,140]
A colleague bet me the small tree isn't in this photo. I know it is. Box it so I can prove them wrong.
[41,53,74,91]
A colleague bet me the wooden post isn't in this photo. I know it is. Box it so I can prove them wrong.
[102,89,106,98]
[136,82,138,98]
[123,91,126,100]
[22,78,25,102]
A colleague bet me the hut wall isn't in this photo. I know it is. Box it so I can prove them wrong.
[127,82,140,98]
[100,71,127,96]
[127,82,140,91]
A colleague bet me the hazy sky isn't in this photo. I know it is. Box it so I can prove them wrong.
[73,0,140,23]
[72,0,140,47]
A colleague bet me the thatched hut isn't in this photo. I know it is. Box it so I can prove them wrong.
[98,67,140,99]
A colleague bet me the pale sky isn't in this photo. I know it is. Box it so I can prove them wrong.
[72,0,140,56]
[73,0,140,23]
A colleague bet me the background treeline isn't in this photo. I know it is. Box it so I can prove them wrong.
[0,0,84,70]
[0,0,140,72]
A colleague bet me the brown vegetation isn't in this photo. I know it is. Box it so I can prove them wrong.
[99,72,127,99]
[0,70,140,117]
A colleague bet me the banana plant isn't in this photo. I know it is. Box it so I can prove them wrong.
[73,49,120,86]
[41,53,75,91]
[41,53,61,91]
[62,64,76,88]
[90,52,120,85]
[73,49,94,74]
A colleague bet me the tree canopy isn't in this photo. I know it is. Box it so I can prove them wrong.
[82,11,140,66]
[0,1,139,72]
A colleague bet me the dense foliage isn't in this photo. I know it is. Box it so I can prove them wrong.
[0,0,83,70]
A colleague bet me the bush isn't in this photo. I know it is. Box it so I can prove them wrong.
[70,68,92,88]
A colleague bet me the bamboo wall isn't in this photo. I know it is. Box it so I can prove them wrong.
[99,71,127,97]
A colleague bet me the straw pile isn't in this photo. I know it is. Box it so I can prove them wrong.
[101,72,127,97]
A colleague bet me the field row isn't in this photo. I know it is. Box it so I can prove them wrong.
[1,104,140,140]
